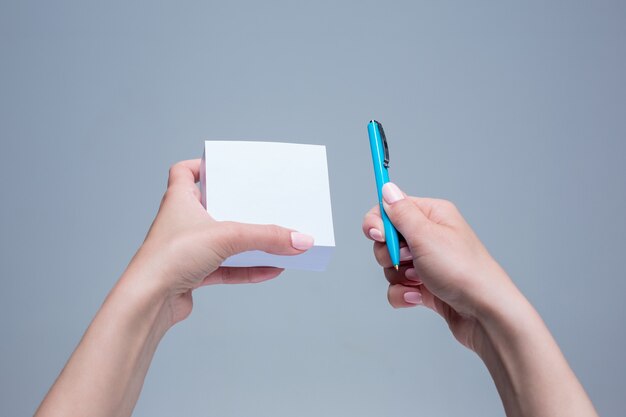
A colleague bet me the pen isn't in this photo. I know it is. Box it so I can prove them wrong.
[367,120,401,270]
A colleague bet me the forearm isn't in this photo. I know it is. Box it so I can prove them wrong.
[475,280,598,417]
[35,272,171,417]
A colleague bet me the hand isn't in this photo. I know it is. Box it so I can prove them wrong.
[363,182,600,417]
[128,159,314,327]
[34,159,315,417]
[362,182,515,351]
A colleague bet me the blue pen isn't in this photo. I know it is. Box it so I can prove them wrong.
[368,120,401,270]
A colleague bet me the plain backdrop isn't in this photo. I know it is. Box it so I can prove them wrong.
[1,1,625,416]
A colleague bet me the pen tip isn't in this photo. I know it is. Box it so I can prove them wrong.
[394,265,399,271]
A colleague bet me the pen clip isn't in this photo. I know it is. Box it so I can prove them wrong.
[377,121,390,168]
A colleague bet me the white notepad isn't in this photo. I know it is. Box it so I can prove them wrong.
[200,141,335,271]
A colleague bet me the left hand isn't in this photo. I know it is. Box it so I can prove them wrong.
[361,184,511,351]
[127,159,314,327]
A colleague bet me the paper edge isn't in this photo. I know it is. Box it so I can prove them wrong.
[221,246,335,272]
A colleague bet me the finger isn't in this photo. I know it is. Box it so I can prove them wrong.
[362,205,385,242]
[381,183,431,249]
[418,285,446,316]
[361,195,408,242]
[404,267,423,284]
[383,265,423,286]
[410,197,462,227]
[373,242,414,268]
[387,282,448,319]
[168,159,201,187]
[210,222,314,259]
[387,284,424,308]
[197,267,284,287]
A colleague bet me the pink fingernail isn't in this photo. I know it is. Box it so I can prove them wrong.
[382,182,405,204]
[405,268,422,283]
[251,268,283,283]
[368,228,384,242]
[291,232,314,251]
[400,246,413,261]
[404,291,423,305]
[251,273,278,283]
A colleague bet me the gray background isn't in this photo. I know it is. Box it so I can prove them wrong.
[1,1,625,416]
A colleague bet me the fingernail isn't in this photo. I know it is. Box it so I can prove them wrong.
[382,182,405,204]
[251,273,278,283]
[291,232,314,251]
[368,228,384,242]
[405,268,422,283]
[400,246,413,261]
[404,291,423,305]
[251,268,284,283]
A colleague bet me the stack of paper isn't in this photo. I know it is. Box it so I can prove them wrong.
[200,141,335,271]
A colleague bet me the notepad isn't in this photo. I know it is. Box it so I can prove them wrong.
[200,141,335,271]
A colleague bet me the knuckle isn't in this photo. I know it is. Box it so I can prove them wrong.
[258,224,286,250]
[438,199,458,213]
[389,198,418,224]
[362,212,381,233]
[394,197,415,213]
[169,161,184,174]
[167,163,179,180]
[167,161,189,185]
[265,224,285,242]
[365,205,379,218]
[365,211,381,223]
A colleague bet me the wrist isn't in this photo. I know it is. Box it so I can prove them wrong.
[471,282,541,362]
[122,238,199,330]
[114,261,175,336]
[111,269,171,338]
[457,258,523,323]
[125,238,174,288]
[459,261,540,355]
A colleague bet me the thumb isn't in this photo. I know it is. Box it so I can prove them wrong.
[381,182,430,248]
[209,221,315,259]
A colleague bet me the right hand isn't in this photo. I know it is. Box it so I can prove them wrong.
[362,182,517,351]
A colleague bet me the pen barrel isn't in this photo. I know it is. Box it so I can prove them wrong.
[380,202,401,266]
[368,121,401,267]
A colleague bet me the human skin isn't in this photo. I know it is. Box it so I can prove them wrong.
[34,159,315,417]
[362,182,599,417]
[34,159,599,417]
